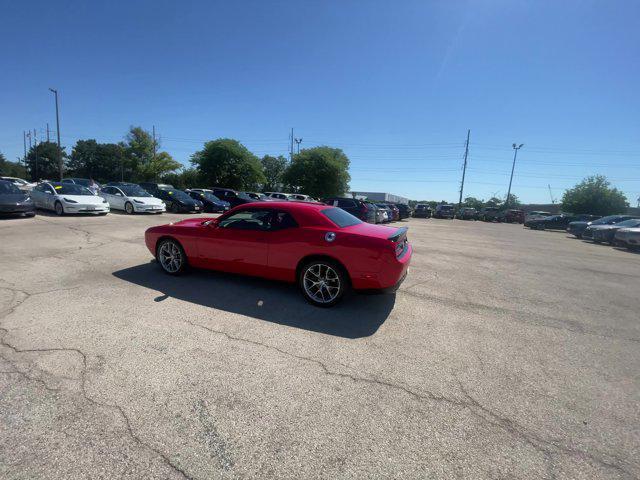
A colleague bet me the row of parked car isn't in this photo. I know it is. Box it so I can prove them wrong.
[412,204,526,223]
[523,212,640,251]
[320,197,411,224]
[0,177,413,225]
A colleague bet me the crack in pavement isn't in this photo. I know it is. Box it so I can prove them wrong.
[182,318,638,479]
[0,284,195,480]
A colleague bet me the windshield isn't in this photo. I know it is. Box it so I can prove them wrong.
[613,219,640,228]
[54,184,94,196]
[201,192,222,202]
[592,215,623,225]
[120,185,152,197]
[0,182,22,194]
[162,189,192,201]
[321,207,362,228]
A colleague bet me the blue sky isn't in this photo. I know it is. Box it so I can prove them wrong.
[1,0,639,204]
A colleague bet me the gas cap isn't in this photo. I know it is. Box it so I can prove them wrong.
[325,232,336,242]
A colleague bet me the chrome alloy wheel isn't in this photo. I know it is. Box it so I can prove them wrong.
[158,241,183,273]
[303,263,341,304]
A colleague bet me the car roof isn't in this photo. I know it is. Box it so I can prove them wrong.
[227,200,336,227]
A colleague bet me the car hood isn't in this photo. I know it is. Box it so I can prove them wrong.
[59,194,105,204]
[130,196,163,205]
[589,225,617,231]
[170,218,210,228]
[568,221,588,227]
[0,193,32,204]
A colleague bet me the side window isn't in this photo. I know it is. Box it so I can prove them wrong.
[219,209,272,230]
[337,199,355,208]
[102,187,114,195]
[271,212,298,230]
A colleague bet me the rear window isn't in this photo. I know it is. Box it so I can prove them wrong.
[321,207,362,228]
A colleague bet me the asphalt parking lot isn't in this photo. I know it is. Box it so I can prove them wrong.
[1,213,638,479]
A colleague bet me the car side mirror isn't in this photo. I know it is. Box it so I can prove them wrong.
[205,218,219,228]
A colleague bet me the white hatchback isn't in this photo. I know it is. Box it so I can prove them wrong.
[100,184,165,214]
[31,182,110,215]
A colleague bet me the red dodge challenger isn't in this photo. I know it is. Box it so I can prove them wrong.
[145,201,411,307]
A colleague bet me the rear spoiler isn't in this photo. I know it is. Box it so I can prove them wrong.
[388,227,408,242]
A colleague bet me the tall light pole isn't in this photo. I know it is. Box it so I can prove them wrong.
[49,88,62,180]
[506,143,524,207]
[294,137,302,154]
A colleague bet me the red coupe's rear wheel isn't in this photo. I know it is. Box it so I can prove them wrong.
[157,239,187,275]
[299,260,347,307]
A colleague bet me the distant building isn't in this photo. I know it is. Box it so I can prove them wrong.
[349,191,409,204]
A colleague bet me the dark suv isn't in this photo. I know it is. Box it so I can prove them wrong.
[413,204,432,218]
[395,204,412,220]
[322,197,375,223]
[479,207,500,222]
[434,204,455,219]
[498,209,525,224]
[211,187,258,208]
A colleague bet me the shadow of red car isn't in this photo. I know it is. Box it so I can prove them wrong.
[113,262,395,338]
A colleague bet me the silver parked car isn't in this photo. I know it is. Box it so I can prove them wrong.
[614,227,640,250]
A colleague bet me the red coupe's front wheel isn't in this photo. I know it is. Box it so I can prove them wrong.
[299,260,347,307]
[157,239,187,275]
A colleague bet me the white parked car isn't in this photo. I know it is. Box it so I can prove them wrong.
[614,227,640,250]
[100,183,165,214]
[0,176,37,191]
[265,192,290,200]
[288,194,315,202]
[31,182,109,215]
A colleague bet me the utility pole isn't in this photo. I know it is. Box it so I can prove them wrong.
[152,125,157,163]
[289,128,294,162]
[506,143,524,207]
[49,88,62,180]
[458,129,470,209]
[295,137,302,154]
[33,128,38,181]
[548,184,556,204]
[23,131,27,167]
[46,123,50,142]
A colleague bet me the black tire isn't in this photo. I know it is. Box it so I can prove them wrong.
[125,202,134,214]
[170,202,180,213]
[298,259,348,307]
[54,201,64,216]
[156,238,188,275]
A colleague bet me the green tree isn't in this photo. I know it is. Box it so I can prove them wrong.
[161,168,202,190]
[0,153,27,178]
[191,138,265,190]
[261,155,288,191]
[462,196,484,210]
[68,140,125,183]
[122,126,179,181]
[504,193,522,208]
[137,151,181,181]
[282,146,350,198]
[25,142,66,181]
[485,196,503,207]
[562,175,628,215]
